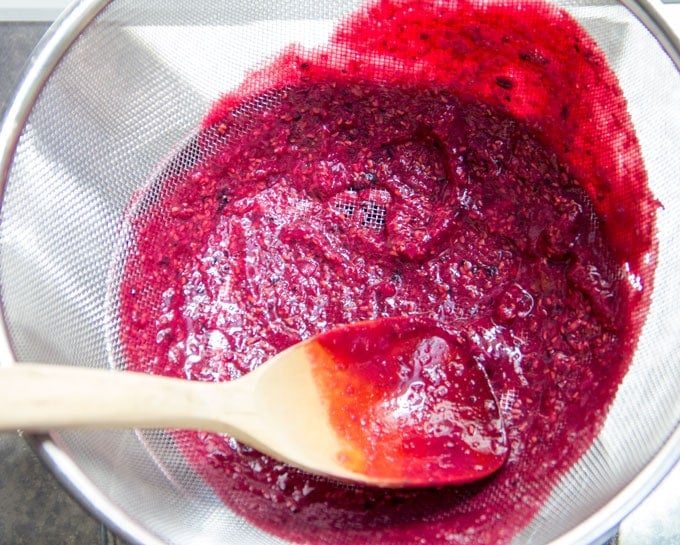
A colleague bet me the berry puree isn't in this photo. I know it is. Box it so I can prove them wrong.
[118,0,658,544]
[312,317,508,486]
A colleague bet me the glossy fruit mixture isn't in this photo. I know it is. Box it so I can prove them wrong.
[118,1,657,544]
[312,317,508,486]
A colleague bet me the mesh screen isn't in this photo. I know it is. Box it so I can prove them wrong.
[0,1,678,545]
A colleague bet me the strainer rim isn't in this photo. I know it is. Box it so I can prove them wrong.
[0,1,677,545]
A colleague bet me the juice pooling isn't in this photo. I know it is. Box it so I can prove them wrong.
[312,317,508,486]
[118,1,658,544]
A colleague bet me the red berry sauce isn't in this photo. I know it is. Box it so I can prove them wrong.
[118,1,658,544]
[312,317,508,486]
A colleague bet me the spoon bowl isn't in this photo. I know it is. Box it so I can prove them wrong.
[0,317,507,487]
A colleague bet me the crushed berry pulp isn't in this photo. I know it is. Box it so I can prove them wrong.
[312,316,508,486]
[118,1,658,544]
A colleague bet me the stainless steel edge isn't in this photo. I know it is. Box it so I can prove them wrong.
[0,0,110,205]
[0,1,677,545]
[551,426,680,545]
[28,434,167,545]
[553,3,680,543]
[555,2,680,543]
[0,1,163,544]
[621,0,680,68]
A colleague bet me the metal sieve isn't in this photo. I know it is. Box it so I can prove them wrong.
[0,1,678,545]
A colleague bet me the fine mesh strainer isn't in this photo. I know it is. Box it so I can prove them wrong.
[0,1,678,545]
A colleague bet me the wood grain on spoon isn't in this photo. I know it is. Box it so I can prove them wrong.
[0,317,507,487]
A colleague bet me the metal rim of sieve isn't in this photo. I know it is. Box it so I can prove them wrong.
[0,1,677,545]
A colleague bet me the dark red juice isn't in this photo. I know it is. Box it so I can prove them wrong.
[312,317,508,486]
[118,1,658,544]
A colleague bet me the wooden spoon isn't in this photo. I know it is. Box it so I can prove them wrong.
[0,316,507,487]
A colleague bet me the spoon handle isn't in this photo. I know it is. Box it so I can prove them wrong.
[0,363,253,434]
